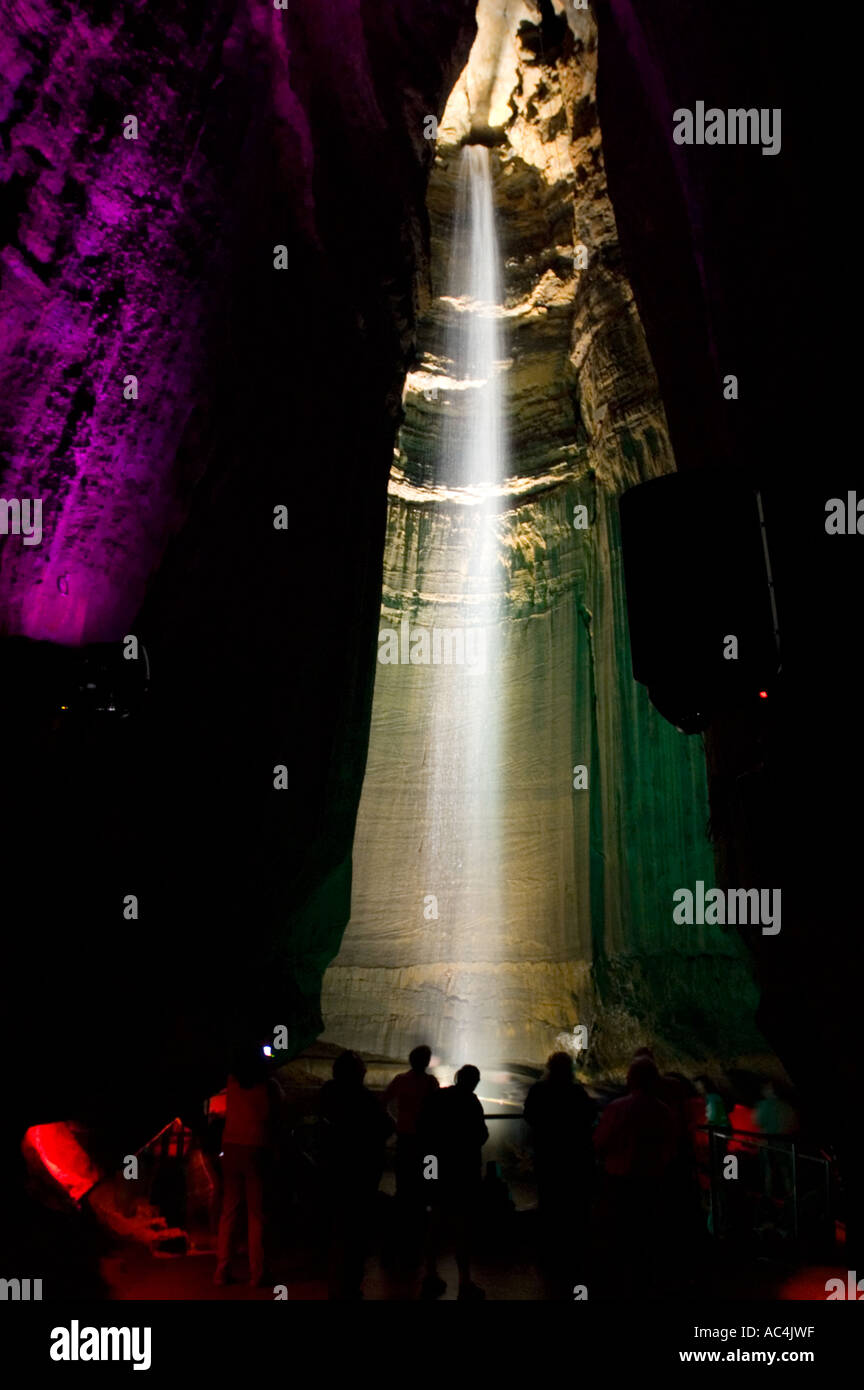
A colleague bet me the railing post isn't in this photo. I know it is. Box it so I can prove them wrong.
[708,1127,719,1239]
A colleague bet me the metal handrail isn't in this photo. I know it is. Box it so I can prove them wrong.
[698,1123,833,1246]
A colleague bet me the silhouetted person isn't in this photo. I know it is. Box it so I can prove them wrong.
[385,1046,440,1135]
[595,1057,678,1182]
[318,1050,394,1300]
[691,1074,728,1220]
[694,1074,729,1128]
[593,1057,678,1294]
[658,1071,705,1266]
[755,1080,798,1137]
[631,1049,687,1142]
[657,1071,691,1144]
[755,1079,799,1208]
[384,1045,440,1261]
[420,1064,488,1300]
[524,1052,595,1265]
[214,1043,281,1287]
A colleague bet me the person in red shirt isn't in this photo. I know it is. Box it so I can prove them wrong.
[213,1044,281,1288]
[385,1047,440,1140]
[384,1046,440,1262]
[594,1058,678,1180]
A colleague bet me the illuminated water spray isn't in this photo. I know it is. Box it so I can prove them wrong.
[446,145,505,489]
[422,144,508,1069]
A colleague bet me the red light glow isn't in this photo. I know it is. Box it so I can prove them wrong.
[23,1123,101,1203]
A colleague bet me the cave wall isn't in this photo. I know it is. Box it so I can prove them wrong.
[0,0,478,1141]
[322,0,763,1071]
[592,0,860,1249]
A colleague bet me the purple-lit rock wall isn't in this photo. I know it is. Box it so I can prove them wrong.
[0,0,477,1128]
[0,2,232,642]
[0,0,475,644]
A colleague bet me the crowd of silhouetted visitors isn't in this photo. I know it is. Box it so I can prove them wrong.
[208,1042,801,1299]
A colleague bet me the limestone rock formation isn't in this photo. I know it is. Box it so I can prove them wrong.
[322,0,763,1072]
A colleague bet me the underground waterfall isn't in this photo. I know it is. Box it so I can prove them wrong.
[414,143,508,1068]
[320,0,763,1077]
[336,144,510,1073]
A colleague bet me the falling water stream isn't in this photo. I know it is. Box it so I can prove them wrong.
[445,145,505,489]
[422,144,508,1066]
[323,145,512,1074]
